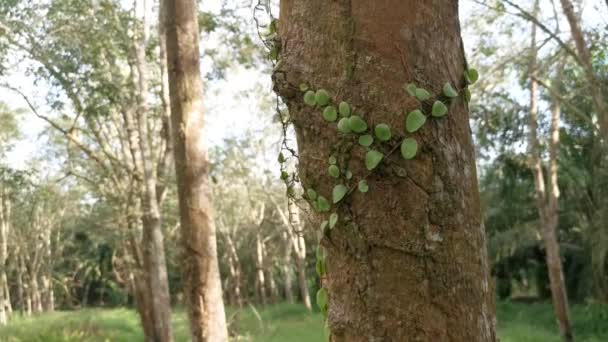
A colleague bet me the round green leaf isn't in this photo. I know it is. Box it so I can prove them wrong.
[304,90,316,106]
[320,220,328,232]
[465,68,479,84]
[404,83,417,96]
[345,170,353,180]
[315,89,331,106]
[316,288,328,313]
[329,213,338,229]
[323,106,338,122]
[358,134,374,147]
[337,117,352,134]
[432,100,448,117]
[374,123,392,142]
[328,165,340,178]
[415,88,431,101]
[307,189,318,200]
[281,171,289,180]
[332,184,348,204]
[339,101,351,117]
[348,115,368,133]
[406,110,427,133]
[443,82,458,98]
[317,196,330,212]
[329,156,337,165]
[365,150,384,170]
[400,138,418,160]
[278,152,285,163]
[299,83,309,92]
[358,180,369,193]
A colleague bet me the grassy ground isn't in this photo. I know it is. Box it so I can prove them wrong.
[0,301,607,341]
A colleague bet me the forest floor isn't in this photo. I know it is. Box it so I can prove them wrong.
[0,301,607,341]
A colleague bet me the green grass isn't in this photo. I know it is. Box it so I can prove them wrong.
[0,301,606,341]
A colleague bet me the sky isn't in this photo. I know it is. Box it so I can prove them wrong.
[2,0,606,170]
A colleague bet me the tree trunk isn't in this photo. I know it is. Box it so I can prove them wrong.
[164,0,229,340]
[559,0,608,137]
[291,207,311,311]
[255,232,267,306]
[0,187,9,325]
[274,1,496,340]
[281,230,295,304]
[225,234,243,308]
[527,8,573,341]
[133,1,173,340]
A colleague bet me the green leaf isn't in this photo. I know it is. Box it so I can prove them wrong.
[328,165,340,178]
[415,88,431,101]
[332,184,348,204]
[329,213,338,229]
[307,189,318,200]
[316,258,326,277]
[316,288,329,313]
[465,68,479,84]
[278,152,285,163]
[345,170,353,180]
[464,88,471,103]
[339,101,351,117]
[406,110,427,133]
[316,245,325,260]
[432,100,448,117]
[337,118,352,134]
[348,115,368,133]
[323,106,338,122]
[443,82,458,98]
[374,123,392,142]
[358,180,369,193]
[365,150,384,170]
[317,196,330,212]
[404,83,417,96]
[299,83,309,92]
[304,90,316,106]
[358,134,374,147]
[329,156,337,165]
[281,171,289,180]
[400,138,418,160]
[315,89,331,106]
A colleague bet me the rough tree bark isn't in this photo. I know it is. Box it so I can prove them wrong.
[527,9,573,341]
[164,0,229,340]
[133,1,174,340]
[274,1,496,340]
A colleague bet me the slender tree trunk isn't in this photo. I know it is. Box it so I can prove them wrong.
[558,0,608,137]
[281,230,295,304]
[527,8,573,341]
[290,207,311,311]
[0,187,9,324]
[164,0,229,340]
[275,1,496,340]
[225,235,243,308]
[133,1,173,340]
[255,232,267,306]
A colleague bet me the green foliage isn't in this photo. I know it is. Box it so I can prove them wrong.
[332,184,348,204]
[304,90,317,106]
[374,123,392,141]
[323,106,338,122]
[328,156,337,165]
[443,82,459,98]
[465,68,479,84]
[400,138,418,160]
[348,115,368,133]
[415,88,431,101]
[316,196,331,212]
[358,180,369,193]
[307,189,318,200]
[315,89,331,106]
[406,110,426,133]
[329,213,338,229]
[358,134,374,147]
[316,288,329,314]
[339,101,351,117]
[432,100,448,117]
[365,150,383,170]
[337,118,352,133]
[404,83,417,96]
[328,165,340,178]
